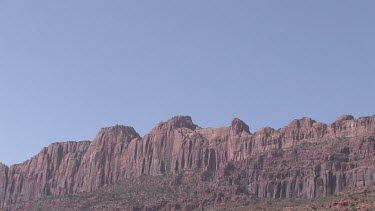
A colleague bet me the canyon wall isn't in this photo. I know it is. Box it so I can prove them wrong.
[1,115,375,207]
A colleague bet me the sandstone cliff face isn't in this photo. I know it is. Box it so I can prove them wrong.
[1,114,375,207]
[73,125,141,193]
[0,163,8,207]
[2,141,90,205]
[223,135,375,199]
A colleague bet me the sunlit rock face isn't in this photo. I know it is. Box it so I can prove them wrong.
[2,141,91,205]
[1,114,375,207]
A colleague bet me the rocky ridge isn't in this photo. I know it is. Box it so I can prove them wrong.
[0,114,375,209]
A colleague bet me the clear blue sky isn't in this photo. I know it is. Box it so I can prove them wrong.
[0,1,374,165]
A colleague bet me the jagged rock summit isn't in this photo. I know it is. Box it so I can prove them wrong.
[1,114,375,210]
[152,115,198,132]
[231,118,250,134]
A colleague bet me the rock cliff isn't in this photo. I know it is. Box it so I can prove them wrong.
[1,114,375,209]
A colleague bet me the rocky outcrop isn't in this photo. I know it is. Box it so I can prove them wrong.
[223,135,375,199]
[1,114,375,208]
[2,141,90,205]
[73,125,141,192]
[0,163,8,207]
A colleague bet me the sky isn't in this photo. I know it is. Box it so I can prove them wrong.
[0,1,374,165]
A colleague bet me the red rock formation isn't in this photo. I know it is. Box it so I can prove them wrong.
[73,125,141,192]
[0,114,375,208]
[0,163,8,207]
[2,141,90,205]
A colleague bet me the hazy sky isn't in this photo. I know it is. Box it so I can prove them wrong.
[0,1,374,165]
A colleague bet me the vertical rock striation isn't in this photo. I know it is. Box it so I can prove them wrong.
[73,125,141,192]
[0,114,375,207]
[2,141,90,205]
[0,163,8,207]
